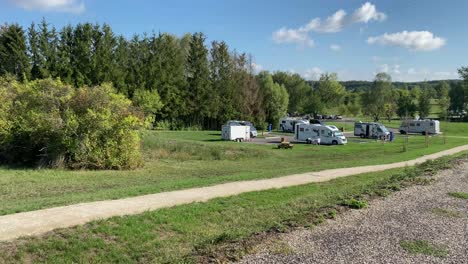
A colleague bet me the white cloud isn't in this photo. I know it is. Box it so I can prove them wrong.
[272,27,315,47]
[10,0,85,13]
[351,2,386,23]
[272,2,386,48]
[300,9,347,33]
[303,67,323,80]
[330,44,341,51]
[367,31,446,51]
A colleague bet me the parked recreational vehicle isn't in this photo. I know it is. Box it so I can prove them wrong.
[279,118,309,132]
[221,125,250,142]
[354,122,390,139]
[295,124,347,145]
[399,120,440,135]
[226,120,258,138]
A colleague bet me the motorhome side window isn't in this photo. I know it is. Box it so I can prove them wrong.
[410,123,415,127]
[416,123,420,126]
[300,128,304,132]
[430,123,434,126]
[355,124,362,129]
[282,121,286,123]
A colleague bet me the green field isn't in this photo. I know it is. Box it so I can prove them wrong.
[0,122,467,216]
[0,153,465,263]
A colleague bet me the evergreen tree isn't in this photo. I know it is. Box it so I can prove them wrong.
[186,32,212,127]
[27,22,41,79]
[57,25,74,84]
[91,24,116,85]
[150,33,188,124]
[0,24,29,79]
[72,23,94,87]
[112,36,130,94]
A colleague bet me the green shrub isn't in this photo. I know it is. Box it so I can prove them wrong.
[0,79,144,169]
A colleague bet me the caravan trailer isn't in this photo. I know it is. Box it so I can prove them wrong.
[221,125,250,142]
[354,122,390,139]
[279,118,309,132]
[399,120,440,135]
[295,124,347,145]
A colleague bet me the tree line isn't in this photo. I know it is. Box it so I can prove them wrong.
[1,19,467,129]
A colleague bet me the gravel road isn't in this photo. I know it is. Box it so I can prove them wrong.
[240,161,468,264]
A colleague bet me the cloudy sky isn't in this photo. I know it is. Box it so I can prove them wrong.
[0,0,466,81]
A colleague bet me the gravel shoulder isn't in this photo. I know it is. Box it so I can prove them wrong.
[240,161,468,264]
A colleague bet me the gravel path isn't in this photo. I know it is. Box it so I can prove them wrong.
[0,145,467,242]
[240,162,468,264]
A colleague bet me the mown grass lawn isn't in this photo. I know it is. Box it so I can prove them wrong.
[0,122,466,215]
[0,153,465,263]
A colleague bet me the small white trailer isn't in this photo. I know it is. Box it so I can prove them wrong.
[279,118,309,132]
[399,120,440,135]
[295,124,347,145]
[354,122,390,139]
[221,125,251,142]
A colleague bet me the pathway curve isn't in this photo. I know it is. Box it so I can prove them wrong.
[1,145,467,242]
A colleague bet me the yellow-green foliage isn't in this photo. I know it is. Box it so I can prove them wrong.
[0,78,144,169]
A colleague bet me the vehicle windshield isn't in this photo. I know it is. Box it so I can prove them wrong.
[379,126,389,132]
[333,132,343,137]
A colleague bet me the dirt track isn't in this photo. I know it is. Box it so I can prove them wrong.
[0,145,467,242]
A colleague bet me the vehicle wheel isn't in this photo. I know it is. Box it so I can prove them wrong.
[400,130,406,134]
[422,131,426,136]
[360,134,365,139]
[332,140,338,145]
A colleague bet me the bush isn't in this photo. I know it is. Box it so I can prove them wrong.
[0,78,144,169]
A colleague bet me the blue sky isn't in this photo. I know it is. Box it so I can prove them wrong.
[1,0,467,81]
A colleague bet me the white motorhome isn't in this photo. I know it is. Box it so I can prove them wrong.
[295,124,347,145]
[221,125,250,142]
[354,122,390,139]
[399,120,440,135]
[279,118,309,132]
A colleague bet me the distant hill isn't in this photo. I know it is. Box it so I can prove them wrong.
[307,79,461,91]
[340,80,462,91]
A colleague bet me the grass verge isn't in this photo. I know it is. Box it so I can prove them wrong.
[0,153,465,263]
[1,127,467,216]
[400,240,448,258]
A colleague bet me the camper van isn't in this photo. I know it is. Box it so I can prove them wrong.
[354,122,390,139]
[279,118,309,132]
[222,125,250,142]
[295,124,347,145]
[399,120,440,135]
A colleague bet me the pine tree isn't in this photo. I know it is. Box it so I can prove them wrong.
[57,25,74,84]
[27,22,41,79]
[0,24,30,79]
[186,32,212,127]
[72,23,94,87]
[91,24,116,85]
[150,33,188,124]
